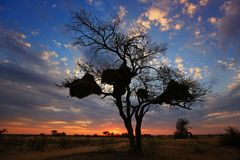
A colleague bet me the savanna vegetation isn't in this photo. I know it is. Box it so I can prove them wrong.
[0,133,240,160]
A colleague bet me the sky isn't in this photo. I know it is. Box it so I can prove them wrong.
[0,0,240,135]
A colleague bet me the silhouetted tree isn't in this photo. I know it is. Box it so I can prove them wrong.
[60,132,66,136]
[93,133,98,137]
[121,133,128,137]
[0,129,7,135]
[103,131,111,136]
[61,9,208,153]
[174,118,192,138]
[51,130,58,136]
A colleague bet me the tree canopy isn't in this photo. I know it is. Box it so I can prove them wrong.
[61,9,208,153]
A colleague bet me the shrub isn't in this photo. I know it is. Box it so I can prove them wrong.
[28,136,48,151]
[58,137,66,148]
[173,118,192,139]
[174,130,189,139]
[220,126,240,147]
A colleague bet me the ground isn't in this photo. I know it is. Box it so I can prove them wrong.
[0,135,239,160]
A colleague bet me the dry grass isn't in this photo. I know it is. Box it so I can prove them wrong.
[1,136,240,160]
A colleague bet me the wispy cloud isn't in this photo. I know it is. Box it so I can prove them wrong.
[204,111,240,120]
[48,121,68,125]
[199,0,208,6]
[118,5,127,20]
[52,39,61,48]
[208,17,220,25]
[175,56,185,72]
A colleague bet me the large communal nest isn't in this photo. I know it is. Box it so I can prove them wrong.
[101,63,134,97]
[154,80,193,104]
[63,73,102,99]
[101,63,133,86]
[136,88,149,101]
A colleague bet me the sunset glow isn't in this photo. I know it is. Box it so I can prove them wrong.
[0,0,240,136]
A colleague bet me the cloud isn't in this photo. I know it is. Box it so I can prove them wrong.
[64,43,79,52]
[199,0,208,6]
[208,17,220,25]
[87,0,93,5]
[137,19,151,30]
[135,1,189,32]
[205,111,240,120]
[149,56,171,68]
[179,0,208,18]
[174,23,182,30]
[13,32,31,48]
[40,105,68,112]
[226,69,240,91]
[138,0,148,3]
[175,56,185,72]
[31,30,39,36]
[175,56,183,63]
[194,30,201,37]
[118,5,127,20]
[41,51,58,61]
[183,2,198,17]
[189,67,203,79]
[161,56,171,66]
[179,0,188,4]
[173,56,207,80]
[189,84,240,132]
[53,39,61,48]
[74,120,92,127]
[48,121,67,125]
[198,16,202,22]
[174,57,204,79]
[206,83,240,113]
[0,27,123,134]
[219,0,240,36]
[0,27,44,66]
[137,6,172,31]
[216,0,240,50]
[217,59,237,71]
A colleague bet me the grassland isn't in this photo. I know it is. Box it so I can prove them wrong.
[0,135,239,160]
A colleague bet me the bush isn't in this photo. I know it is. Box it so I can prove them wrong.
[220,126,240,147]
[174,130,189,139]
[28,136,48,151]
[173,118,192,139]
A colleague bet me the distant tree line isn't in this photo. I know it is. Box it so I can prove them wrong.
[0,129,7,135]
[51,130,66,136]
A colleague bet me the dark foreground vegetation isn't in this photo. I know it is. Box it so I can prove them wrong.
[0,134,126,151]
[220,126,240,147]
[0,134,240,160]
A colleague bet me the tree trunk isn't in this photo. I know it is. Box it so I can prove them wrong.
[124,119,136,153]
[135,117,143,153]
[121,116,144,154]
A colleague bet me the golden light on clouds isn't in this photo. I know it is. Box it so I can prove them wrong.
[205,111,240,120]
[41,51,58,61]
[174,23,182,30]
[175,56,185,72]
[138,6,172,31]
[48,121,68,125]
[74,120,92,127]
[199,0,208,6]
[183,3,198,17]
[118,5,127,20]
[208,17,219,25]
[189,67,203,79]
